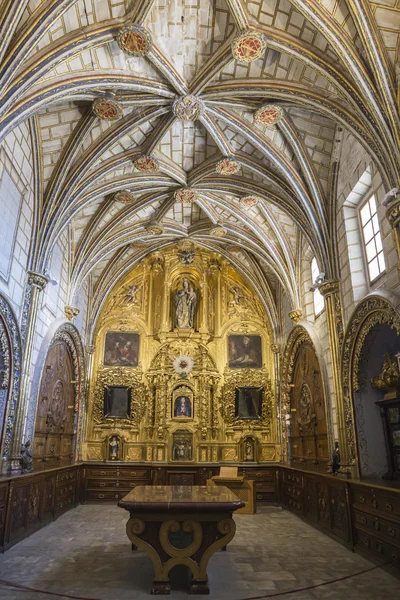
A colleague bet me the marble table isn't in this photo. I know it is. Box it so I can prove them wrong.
[118,484,244,595]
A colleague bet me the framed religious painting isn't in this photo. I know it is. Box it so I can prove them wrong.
[235,387,263,420]
[172,386,193,420]
[103,332,139,367]
[228,335,262,369]
[103,386,132,419]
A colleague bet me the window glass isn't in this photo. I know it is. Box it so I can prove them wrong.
[360,195,385,282]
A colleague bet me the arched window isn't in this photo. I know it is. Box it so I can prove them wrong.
[360,194,385,282]
[311,257,324,316]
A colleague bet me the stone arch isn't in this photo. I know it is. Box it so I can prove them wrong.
[281,323,332,469]
[28,321,85,464]
[0,293,21,472]
[341,291,400,475]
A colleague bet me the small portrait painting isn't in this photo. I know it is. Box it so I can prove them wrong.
[174,396,192,418]
[235,387,263,420]
[104,386,131,419]
[104,332,139,367]
[172,431,193,461]
[228,335,262,369]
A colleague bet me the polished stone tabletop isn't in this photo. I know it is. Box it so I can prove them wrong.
[118,485,245,512]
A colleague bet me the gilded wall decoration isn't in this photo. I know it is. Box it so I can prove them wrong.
[341,295,400,468]
[85,245,277,463]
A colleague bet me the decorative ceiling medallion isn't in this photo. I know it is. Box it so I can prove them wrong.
[134,155,159,172]
[172,95,205,121]
[174,187,198,203]
[216,157,240,176]
[117,24,152,56]
[254,104,283,128]
[92,95,122,121]
[210,224,227,238]
[240,195,260,209]
[146,222,164,235]
[114,190,135,204]
[231,29,267,63]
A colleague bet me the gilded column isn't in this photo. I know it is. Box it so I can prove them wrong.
[318,280,348,470]
[271,344,281,446]
[9,271,48,471]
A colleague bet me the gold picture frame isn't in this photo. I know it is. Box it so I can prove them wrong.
[172,385,193,420]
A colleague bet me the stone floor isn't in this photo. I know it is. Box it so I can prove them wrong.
[0,505,399,599]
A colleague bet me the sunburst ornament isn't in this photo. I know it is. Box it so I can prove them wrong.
[117,24,152,56]
[146,222,164,235]
[240,195,260,209]
[114,190,135,204]
[210,224,227,237]
[216,157,240,176]
[254,104,283,128]
[92,95,122,121]
[231,29,267,63]
[134,155,159,172]
[174,187,198,203]
[172,95,205,121]
[173,354,194,377]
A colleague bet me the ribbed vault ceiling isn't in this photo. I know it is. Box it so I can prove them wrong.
[1,0,399,329]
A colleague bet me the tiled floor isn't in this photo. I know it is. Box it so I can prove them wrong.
[0,505,399,599]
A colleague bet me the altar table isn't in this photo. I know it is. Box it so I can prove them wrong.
[118,484,244,594]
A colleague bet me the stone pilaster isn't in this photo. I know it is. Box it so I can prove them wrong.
[271,344,282,448]
[383,188,400,266]
[318,279,348,471]
[9,271,48,471]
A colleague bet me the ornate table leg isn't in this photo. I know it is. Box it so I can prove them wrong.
[125,514,236,595]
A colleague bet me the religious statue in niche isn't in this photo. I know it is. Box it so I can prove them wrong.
[20,440,33,473]
[103,332,139,367]
[172,431,193,461]
[244,437,255,462]
[174,277,197,328]
[109,435,120,460]
[228,335,262,369]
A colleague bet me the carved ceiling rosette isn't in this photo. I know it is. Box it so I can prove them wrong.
[114,190,135,204]
[215,157,240,176]
[92,95,122,121]
[172,95,205,121]
[231,29,267,63]
[134,155,159,173]
[221,367,273,430]
[240,195,260,209]
[116,24,153,56]
[174,187,198,204]
[254,104,283,128]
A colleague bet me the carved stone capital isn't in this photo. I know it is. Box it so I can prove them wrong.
[289,309,302,323]
[319,279,340,297]
[271,344,280,354]
[386,200,400,228]
[27,271,48,290]
[85,345,95,355]
[64,305,80,320]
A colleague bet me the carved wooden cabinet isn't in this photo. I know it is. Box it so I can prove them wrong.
[85,465,152,500]
[241,467,279,503]
[351,483,400,567]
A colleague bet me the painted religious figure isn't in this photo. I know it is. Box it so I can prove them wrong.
[172,432,193,461]
[104,332,139,367]
[235,387,262,419]
[174,277,197,328]
[174,395,192,418]
[228,335,262,368]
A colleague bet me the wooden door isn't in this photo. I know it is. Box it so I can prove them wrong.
[33,341,75,470]
[289,342,329,471]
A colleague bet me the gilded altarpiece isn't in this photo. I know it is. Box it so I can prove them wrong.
[84,246,279,464]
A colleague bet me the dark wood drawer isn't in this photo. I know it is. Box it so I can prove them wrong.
[55,494,75,513]
[57,469,77,485]
[243,468,275,480]
[85,491,125,501]
[254,482,275,492]
[351,485,400,521]
[283,494,303,513]
[283,470,304,486]
[255,492,276,502]
[283,481,303,500]
[86,478,146,491]
[354,529,400,565]
[86,467,150,479]
[353,509,400,545]
[56,484,75,498]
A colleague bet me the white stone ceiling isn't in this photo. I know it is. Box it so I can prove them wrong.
[1,0,400,328]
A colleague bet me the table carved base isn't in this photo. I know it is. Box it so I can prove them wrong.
[126,512,236,594]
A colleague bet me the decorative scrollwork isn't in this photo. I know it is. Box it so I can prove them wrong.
[93,366,147,426]
[221,367,273,429]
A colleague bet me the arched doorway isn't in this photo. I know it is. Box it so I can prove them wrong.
[33,339,76,470]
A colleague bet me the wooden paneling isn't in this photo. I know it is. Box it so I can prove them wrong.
[33,340,76,470]
[289,343,329,471]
